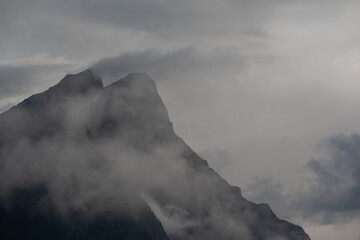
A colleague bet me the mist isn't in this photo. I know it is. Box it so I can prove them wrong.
[0,70,311,240]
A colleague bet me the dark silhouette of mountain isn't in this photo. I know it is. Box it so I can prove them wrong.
[0,69,311,240]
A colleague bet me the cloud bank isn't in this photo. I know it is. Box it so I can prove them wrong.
[299,134,360,223]
[245,133,360,226]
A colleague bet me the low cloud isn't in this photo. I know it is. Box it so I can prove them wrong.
[245,134,360,225]
[296,134,360,224]
[91,47,245,85]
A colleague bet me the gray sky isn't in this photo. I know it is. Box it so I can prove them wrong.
[1,1,360,239]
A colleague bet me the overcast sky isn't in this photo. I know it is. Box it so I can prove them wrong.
[1,1,360,239]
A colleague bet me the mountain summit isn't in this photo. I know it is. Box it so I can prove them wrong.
[0,69,311,240]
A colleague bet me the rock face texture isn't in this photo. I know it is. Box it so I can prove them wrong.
[0,69,311,240]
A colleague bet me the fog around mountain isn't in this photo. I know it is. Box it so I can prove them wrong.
[2,1,360,239]
[0,70,310,240]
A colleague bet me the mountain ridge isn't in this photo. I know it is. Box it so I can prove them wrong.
[0,69,311,240]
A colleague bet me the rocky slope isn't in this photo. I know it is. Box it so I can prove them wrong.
[0,69,310,240]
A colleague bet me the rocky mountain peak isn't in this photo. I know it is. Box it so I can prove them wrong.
[106,72,158,97]
[14,69,102,110]
[55,69,103,93]
[0,69,311,240]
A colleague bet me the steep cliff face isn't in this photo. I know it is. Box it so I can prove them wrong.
[0,69,310,240]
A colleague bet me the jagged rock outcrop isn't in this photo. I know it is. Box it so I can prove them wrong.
[0,69,310,240]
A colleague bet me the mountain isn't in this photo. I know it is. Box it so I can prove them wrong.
[0,69,311,240]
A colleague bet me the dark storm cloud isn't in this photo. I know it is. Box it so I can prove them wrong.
[296,134,360,223]
[244,133,360,224]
